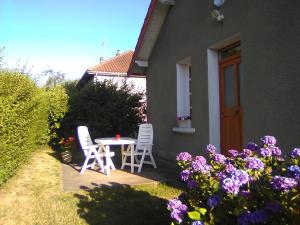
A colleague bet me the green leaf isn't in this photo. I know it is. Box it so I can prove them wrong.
[188,211,201,220]
[199,208,207,215]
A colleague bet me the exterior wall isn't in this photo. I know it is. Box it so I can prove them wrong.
[147,0,300,160]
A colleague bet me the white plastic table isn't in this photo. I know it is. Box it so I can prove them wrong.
[95,137,136,175]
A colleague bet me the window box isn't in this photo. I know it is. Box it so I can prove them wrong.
[173,116,195,134]
[177,119,191,128]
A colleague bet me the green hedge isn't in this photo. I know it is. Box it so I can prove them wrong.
[0,71,68,185]
[47,85,69,148]
[61,80,145,140]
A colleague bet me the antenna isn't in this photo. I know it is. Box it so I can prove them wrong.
[100,39,107,59]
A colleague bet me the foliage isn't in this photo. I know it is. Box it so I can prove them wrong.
[46,85,69,148]
[0,46,5,69]
[42,68,66,88]
[168,136,300,225]
[60,80,145,140]
[0,71,49,185]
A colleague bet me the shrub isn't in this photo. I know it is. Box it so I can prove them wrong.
[168,136,300,225]
[0,71,49,185]
[60,80,145,140]
[46,85,69,148]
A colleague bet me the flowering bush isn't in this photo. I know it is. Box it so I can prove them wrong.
[168,136,300,225]
[59,136,75,151]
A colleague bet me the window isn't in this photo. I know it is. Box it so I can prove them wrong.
[176,58,192,125]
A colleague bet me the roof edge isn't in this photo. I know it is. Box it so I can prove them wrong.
[127,0,158,76]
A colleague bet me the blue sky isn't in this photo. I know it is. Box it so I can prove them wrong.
[0,0,150,81]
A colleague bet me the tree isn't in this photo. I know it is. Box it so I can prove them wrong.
[60,80,145,139]
[42,68,66,88]
[15,57,33,75]
[0,47,5,69]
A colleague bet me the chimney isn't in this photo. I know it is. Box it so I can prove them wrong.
[116,50,120,56]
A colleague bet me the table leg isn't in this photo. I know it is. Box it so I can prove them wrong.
[105,145,110,176]
[121,144,124,161]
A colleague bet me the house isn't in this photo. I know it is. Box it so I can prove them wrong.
[128,0,300,160]
[77,50,146,93]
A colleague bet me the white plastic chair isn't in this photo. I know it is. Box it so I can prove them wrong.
[121,123,157,173]
[77,126,115,174]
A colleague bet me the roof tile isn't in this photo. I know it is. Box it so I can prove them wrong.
[89,50,133,74]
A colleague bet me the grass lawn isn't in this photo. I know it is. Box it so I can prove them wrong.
[0,148,181,225]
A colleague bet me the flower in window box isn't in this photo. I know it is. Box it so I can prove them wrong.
[177,115,192,121]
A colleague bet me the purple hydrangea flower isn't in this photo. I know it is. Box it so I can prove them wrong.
[222,169,249,194]
[231,169,249,186]
[222,178,240,195]
[291,148,300,158]
[238,210,268,225]
[180,169,191,181]
[190,221,204,225]
[207,194,221,208]
[239,190,251,197]
[191,156,211,174]
[261,135,277,147]
[266,202,282,213]
[271,146,282,156]
[238,211,252,225]
[271,175,298,192]
[167,199,188,223]
[260,147,272,157]
[228,149,239,158]
[192,163,211,174]
[288,165,300,178]
[225,163,237,173]
[206,144,216,155]
[246,142,259,151]
[176,152,192,162]
[251,210,268,224]
[216,171,227,180]
[245,157,264,170]
[194,156,207,164]
[242,149,253,157]
[213,153,226,164]
[187,180,198,189]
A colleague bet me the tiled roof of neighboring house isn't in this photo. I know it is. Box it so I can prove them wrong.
[89,50,134,75]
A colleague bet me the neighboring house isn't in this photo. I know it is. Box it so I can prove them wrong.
[128,0,300,160]
[78,50,146,93]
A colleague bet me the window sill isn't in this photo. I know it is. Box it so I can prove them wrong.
[172,127,196,134]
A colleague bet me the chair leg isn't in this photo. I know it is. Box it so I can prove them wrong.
[91,159,97,169]
[80,151,92,174]
[138,150,146,173]
[149,153,157,168]
[134,155,140,163]
[108,157,116,170]
[121,154,127,169]
[130,144,135,173]
[94,152,105,173]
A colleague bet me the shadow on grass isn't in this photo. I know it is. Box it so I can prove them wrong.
[75,182,172,225]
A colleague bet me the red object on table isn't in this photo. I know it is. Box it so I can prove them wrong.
[116,134,121,140]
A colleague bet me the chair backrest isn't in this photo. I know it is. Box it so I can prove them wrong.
[77,126,94,156]
[136,123,153,150]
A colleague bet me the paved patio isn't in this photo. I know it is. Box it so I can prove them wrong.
[61,153,181,192]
